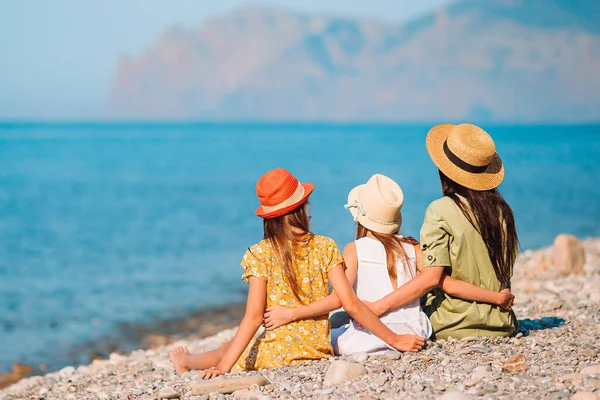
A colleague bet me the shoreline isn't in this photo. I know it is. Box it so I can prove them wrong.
[0,303,246,390]
[1,237,599,399]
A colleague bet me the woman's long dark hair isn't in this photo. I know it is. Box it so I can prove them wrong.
[439,170,518,289]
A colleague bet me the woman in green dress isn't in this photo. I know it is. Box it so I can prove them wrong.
[365,123,519,339]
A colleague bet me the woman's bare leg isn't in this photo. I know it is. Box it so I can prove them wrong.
[169,341,232,374]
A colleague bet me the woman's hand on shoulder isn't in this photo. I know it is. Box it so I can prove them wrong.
[391,334,426,352]
[264,306,298,330]
[496,288,515,310]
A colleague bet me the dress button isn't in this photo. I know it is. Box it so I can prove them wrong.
[427,255,433,261]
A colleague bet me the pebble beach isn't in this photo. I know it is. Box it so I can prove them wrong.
[1,237,599,400]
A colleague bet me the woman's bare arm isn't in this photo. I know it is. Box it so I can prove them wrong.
[199,276,266,378]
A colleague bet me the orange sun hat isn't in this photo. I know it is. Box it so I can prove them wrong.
[255,168,314,219]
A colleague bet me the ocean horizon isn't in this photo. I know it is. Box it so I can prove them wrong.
[1,122,599,374]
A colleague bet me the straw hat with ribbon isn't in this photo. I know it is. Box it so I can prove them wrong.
[255,168,314,219]
[344,174,404,234]
[426,123,504,191]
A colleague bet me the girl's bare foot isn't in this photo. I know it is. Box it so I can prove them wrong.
[169,346,190,374]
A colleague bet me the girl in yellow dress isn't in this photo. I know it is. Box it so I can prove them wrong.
[169,167,425,378]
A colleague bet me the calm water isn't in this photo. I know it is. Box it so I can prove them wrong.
[0,123,599,372]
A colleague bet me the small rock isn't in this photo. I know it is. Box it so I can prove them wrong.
[85,385,103,394]
[502,354,528,373]
[191,376,270,395]
[324,360,368,384]
[548,391,571,399]
[471,366,490,381]
[382,350,401,360]
[581,365,600,376]
[483,384,497,393]
[561,373,585,384]
[59,366,76,379]
[583,349,597,358]
[373,375,388,386]
[437,388,473,400]
[158,387,180,399]
[464,377,481,387]
[553,234,585,275]
[263,385,274,392]
[232,388,258,399]
[542,350,556,359]
[571,392,599,400]
[352,352,369,362]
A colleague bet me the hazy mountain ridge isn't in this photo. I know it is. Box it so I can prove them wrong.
[107,0,600,122]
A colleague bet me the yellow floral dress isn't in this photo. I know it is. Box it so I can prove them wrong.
[233,234,343,370]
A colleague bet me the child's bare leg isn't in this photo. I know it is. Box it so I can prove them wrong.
[169,341,232,374]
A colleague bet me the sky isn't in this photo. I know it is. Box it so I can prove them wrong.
[0,0,453,120]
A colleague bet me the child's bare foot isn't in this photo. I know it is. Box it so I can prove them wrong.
[169,346,190,374]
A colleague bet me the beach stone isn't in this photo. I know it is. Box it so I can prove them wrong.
[561,373,585,384]
[502,354,528,373]
[464,378,481,387]
[583,349,597,358]
[324,360,368,384]
[549,392,572,399]
[553,234,585,275]
[543,350,556,359]
[373,375,389,386]
[232,388,259,398]
[352,352,369,362]
[382,350,401,360]
[59,366,76,379]
[190,376,270,395]
[437,388,473,399]
[85,385,103,393]
[571,393,599,400]
[158,387,180,399]
[471,366,490,381]
[581,364,600,376]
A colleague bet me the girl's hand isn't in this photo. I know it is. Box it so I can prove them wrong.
[264,306,297,330]
[496,289,515,310]
[391,334,426,352]
[198,367,224,380]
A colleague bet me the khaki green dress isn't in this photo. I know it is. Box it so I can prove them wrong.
[420,196,518,339]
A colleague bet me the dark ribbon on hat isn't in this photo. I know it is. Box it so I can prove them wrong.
[443,140,488,174]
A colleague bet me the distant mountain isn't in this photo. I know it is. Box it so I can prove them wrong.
[107,0,600,122]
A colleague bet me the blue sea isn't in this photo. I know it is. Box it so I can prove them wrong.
[0,123,599,373]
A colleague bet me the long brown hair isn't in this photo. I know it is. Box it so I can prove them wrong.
[439,170,519,288]
[262,202,311,303]
[356,224,419,287]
